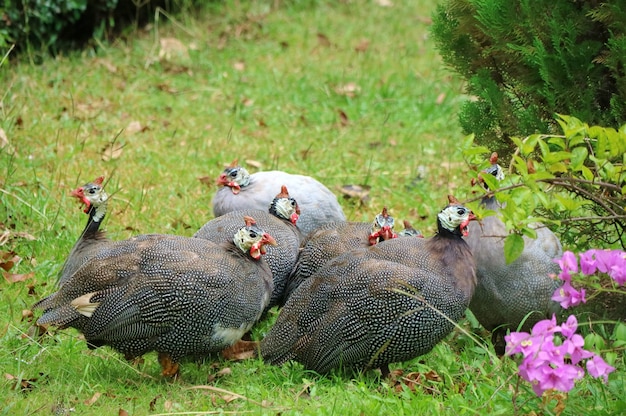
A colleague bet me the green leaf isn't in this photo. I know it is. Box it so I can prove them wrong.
[613,323,626,343]
[581,165,594,181]
[570,146,588,171]
[503,233,524,264]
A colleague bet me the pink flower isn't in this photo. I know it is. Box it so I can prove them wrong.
[579,249,598,275]
[594,249,619,274]
[559,314,578,339]
[560,334,593,365]
[552,282,586,309]
[586,355,615,383]
[505,331,543,358]
[556,251,578,281]
[531,314,561,336]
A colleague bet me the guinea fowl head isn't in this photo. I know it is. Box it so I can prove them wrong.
[368,207,398,245]
[70,176,108,220]
[471,152,505,190]
[269,185,301,225]
[233,216,278,259]
[437,195,476,237]
[216,160,251,195]
[398,219,424,238]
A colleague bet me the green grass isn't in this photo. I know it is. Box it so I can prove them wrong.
[1,0,624,414]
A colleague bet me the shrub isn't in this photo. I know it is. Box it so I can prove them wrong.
[431,0,626,159]
[463,115,625,255]
[0,0,201,57]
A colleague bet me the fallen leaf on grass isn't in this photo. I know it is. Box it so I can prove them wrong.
[84,392,102,406]
[119,409,129,416]
[159,37,190,62]
[3,270,35,283]
[125,120,147,135]
[355,39,370,52]
[1,251,20,271]
[187,385,267,407]
[5,372,44,392]
[339,184,371,204]
[317,33,331,47]
[101,142,124,162]
[337,109,349,127]
[334,83,360,97]
[149,394,162,412]
[245,159,263,169]
[197,176,212,186]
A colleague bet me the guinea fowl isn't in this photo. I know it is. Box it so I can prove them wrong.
[194,185,303,310]
[398,219,424,238]
[261,197,477,377]
[211,160,346,236]
[57,176,109,287]
[35,216,276,377]
[282,206,398,305]
[464,153,563,355]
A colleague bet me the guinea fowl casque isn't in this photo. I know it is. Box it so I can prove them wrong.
[194,185,303,311]
[282,206,398,305]
[211,160,346,236]
[261,196,477,377]
[35,216,276,377]
[57,176,109,287]
[464,153,563,355]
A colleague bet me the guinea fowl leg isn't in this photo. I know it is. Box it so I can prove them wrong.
[158,352,180,378]
[221,340,259,360]
[380,364,391,379]
[492,328,507,357]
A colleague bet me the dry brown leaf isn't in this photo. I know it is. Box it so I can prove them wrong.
[435,92,446,105]
[163,400,173,411]
[119,409,129,416]
[221,394,239,404]
[101,142,124,162]
[376,0,393,6]
[355,39,370,52]
[149,395,161,412]
[96,58,117,73]
[337,109,349,127]
[84,392,102,406]
[159,37,190,62]
[125,120,146,135]
[0,127,8,147]
[233,61,245,71]
[317,33,331,47]
[3,270,35,283]
[1,251,19,271]
[334,82,360,97]
[245,159,263,169]
[0,230,10,246]
[424,369,442,382]
[339,184,371,203]
[197,176,212,186]
[21,309,33,321]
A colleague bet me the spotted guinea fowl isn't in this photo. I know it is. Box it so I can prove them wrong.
[211,160,346,236]
[261,197,477,376]
[57,176,109,287]
[194,185,303,310]
[465,153,563,355]
[35,216,276,377]
[281,206,398,305]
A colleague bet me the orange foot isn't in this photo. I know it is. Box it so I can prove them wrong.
[158,352,180,378]
[221,340,259,360]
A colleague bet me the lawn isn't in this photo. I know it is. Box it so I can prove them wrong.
[0,0,623,414]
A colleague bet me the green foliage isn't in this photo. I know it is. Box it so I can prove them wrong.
[431,0,626,159]
[464,114,626,252]
[0,0,202,57]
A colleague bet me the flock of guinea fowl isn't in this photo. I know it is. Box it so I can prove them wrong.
[34,153,563,378]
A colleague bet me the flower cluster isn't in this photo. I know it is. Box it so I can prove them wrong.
[551,249,626,309]
[505,314,615,396]
[505,249,624,396]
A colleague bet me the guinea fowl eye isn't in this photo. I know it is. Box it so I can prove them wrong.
[457,208,466,216]
[290,200,296,207]
[249,231,257,238]
[229,169,238,178]
[88,187,97,194]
